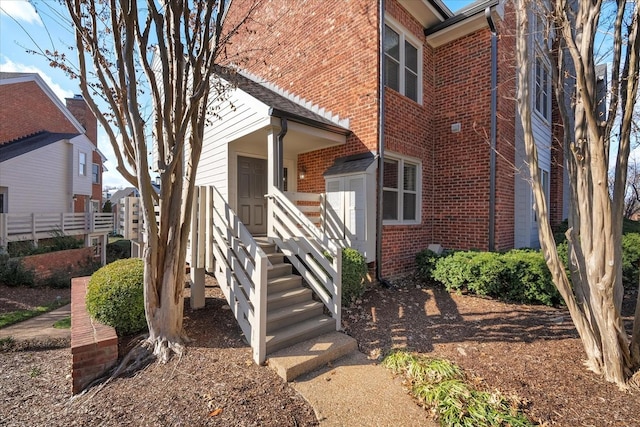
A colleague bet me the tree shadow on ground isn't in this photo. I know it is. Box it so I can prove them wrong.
[344,284,580,355]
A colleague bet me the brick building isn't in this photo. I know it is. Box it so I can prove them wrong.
[193,0,564,279]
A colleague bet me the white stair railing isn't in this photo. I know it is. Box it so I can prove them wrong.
[267,188,342,329]
[197,186,268,364]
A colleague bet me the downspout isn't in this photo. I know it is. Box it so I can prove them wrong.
[376,0,390,287]
[486,7,497,252]
[276,118,287,190]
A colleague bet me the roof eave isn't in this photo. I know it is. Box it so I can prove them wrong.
[269,108,352,137]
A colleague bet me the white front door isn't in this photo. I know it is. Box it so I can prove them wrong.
[237,156,267,235]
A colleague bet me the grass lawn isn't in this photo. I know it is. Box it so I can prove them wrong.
[0,300,70,329]
[53,316,71,329]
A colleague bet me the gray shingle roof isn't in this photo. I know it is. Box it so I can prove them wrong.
[214,67,350,135]
[323,152,376,176]
[0,131,79,162]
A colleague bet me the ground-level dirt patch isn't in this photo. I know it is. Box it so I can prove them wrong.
[0,283,317,426]
[343,280,640,427]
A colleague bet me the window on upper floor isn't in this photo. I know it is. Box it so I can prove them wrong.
[92,164,100,184]
[79,152,87,176]
[384,19,422,104]
[534,56,551,121]
[383,153,421,224]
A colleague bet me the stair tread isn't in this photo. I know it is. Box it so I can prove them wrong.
[267,300,323,320]
[266,315,335,345]
[267,287,311,302]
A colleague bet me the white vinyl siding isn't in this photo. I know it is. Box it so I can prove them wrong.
[0,140,70,213]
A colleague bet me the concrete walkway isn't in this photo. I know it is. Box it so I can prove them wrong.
[291,350,435,426]
[0,304,71,341]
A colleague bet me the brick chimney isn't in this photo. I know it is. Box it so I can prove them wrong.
[66,95,97,147]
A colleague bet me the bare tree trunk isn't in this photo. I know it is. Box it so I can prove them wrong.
[516,0,639,387]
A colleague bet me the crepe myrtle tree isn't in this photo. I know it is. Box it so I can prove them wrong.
[45,0,260,362]
[515,0,640,387]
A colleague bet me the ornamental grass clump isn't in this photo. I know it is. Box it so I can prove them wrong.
[382,350,535,427]
[86,258,146,335]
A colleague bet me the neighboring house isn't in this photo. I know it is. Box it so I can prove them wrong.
[181,0,569,363]
[109,187,140,239]
[0,72,111,259]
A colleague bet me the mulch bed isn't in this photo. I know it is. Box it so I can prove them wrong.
[1,277,639,426]
[343,278,640,427]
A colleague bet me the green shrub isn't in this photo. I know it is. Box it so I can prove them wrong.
[622,233,640,289]
[501,249,561,306]
[341,248,367,306]
[86,258,146,335]
[0,256,35,287]
[106,239,132,263]
[432,249,561,306]
[415,249,443,282]
[431,251,477,293]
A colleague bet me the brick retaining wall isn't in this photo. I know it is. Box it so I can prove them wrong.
[71,277,118,394]
[20,247,95,286]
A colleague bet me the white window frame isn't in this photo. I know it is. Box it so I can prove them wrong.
[79,151,87,176]
[382,152,422,225]
[384,17,423,104]
[533,54,551,122]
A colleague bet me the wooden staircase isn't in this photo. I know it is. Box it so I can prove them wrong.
[256,238,337,354]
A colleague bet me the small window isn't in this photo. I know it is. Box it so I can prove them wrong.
[79,152,87,176]
[534,168,550,221]
[383,154,421,224]
[92,164,100,184]
[384,20,422,103]
[534,56,551,120]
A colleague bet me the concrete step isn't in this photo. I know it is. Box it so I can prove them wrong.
[267,287,312,310]
[267,331,357,382]
[267,300,324,333]
[267,274,303,294]
[267,262,292,279]
[266,315,337,355]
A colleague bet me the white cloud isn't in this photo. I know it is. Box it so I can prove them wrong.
[0,57,74,101]
[0,0,42,26]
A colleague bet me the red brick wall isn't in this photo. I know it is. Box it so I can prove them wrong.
[0,81,78,143]
[225,0,379,197]
[19,247,94,285]
[71,277,118,394]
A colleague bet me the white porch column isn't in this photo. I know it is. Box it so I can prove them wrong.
[267,129,277,238]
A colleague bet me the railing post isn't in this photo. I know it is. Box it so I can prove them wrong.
[0,214,6,252]
[190,186,205,309]
[252,252,267,364]
[334,248,342,330]
[31,213,37,248]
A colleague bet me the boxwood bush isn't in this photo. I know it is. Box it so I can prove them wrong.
[341,248,368,306]
[86,258,147,335]
[428,249,561,306]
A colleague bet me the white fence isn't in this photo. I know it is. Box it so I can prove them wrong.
[0,212,114,248]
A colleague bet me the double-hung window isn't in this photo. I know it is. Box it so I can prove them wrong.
[79,152,87,176]
[92,164,100,184]
[384,19,421,103]
[383,154,421,224]
[534,56,551,121]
